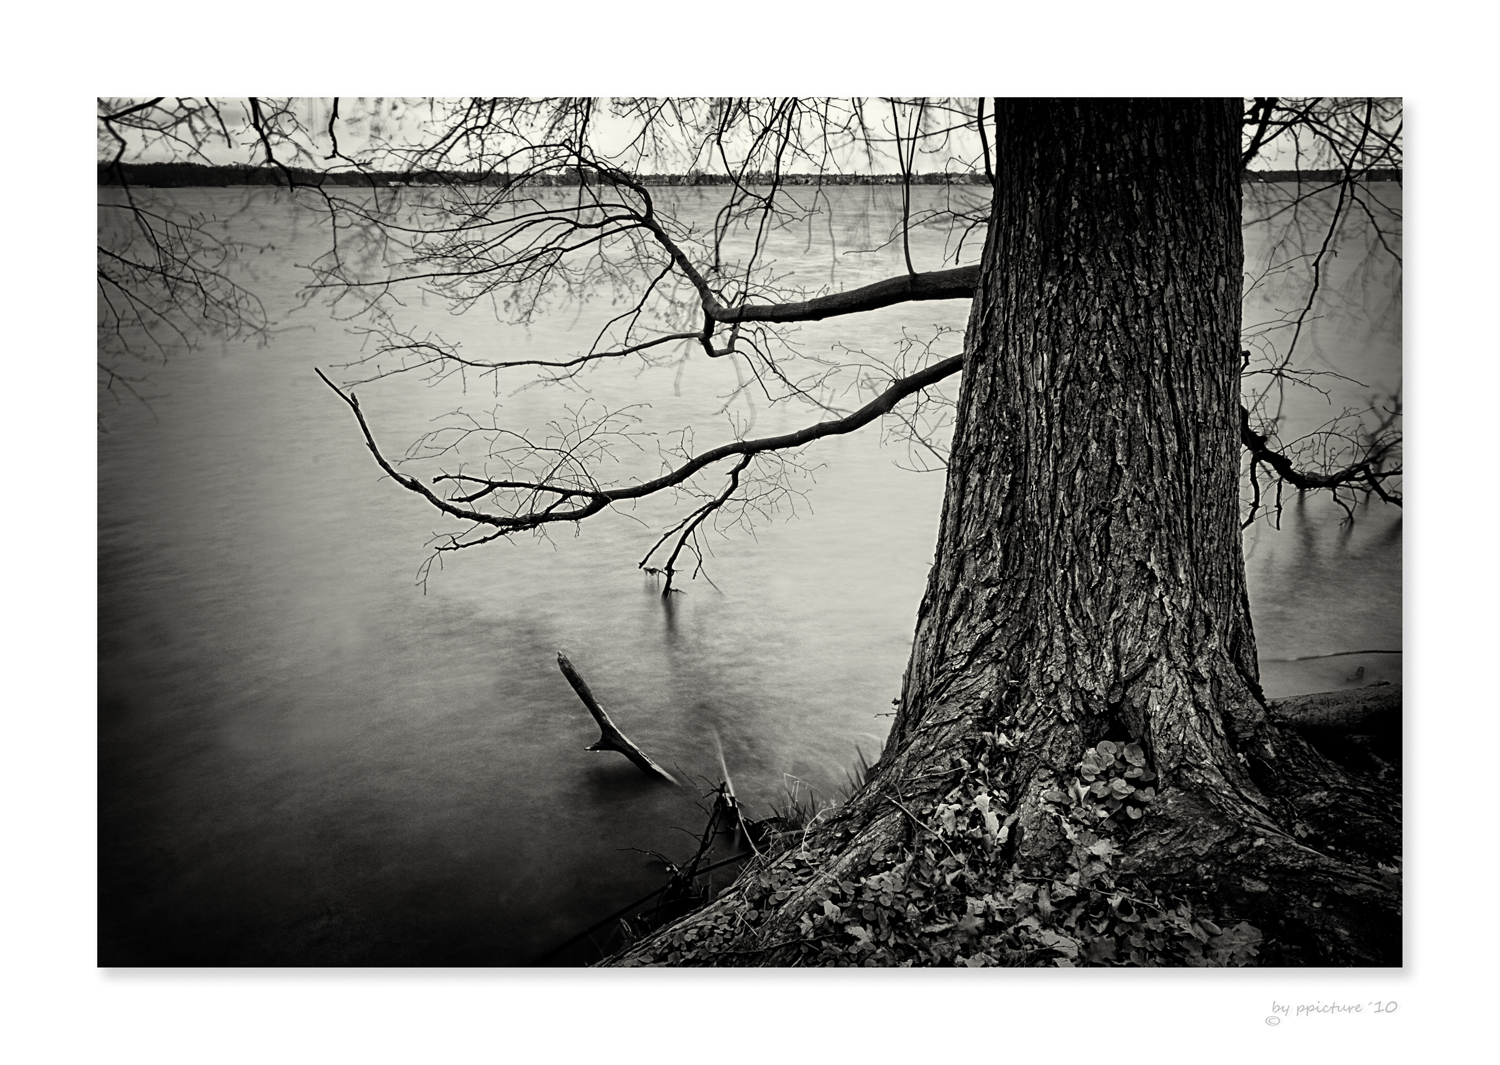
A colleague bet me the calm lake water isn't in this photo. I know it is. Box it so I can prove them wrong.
[98,182,1401,965]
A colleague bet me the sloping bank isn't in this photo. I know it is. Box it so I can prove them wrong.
[605,684,1400,967]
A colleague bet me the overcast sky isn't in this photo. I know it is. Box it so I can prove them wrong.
[105,97,1379,175]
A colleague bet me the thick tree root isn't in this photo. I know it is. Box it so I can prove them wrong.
[606,687,1400,968]
[1119,788,1400,965]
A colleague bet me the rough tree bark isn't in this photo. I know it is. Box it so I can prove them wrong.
[609,99,1400,968]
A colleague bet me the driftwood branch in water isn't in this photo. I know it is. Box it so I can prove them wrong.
[557,652,679,785]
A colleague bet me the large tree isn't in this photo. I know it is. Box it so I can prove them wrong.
[98,96,1402,965]
[617,99,1398,967]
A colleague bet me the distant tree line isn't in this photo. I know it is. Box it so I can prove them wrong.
[1243,168,1401,182]
[99,160,1402,188]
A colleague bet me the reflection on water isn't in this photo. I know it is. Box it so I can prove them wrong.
[98,183,1400,965]
[1246,494,1402,698]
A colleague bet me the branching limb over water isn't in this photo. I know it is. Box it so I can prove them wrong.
[107,97,1401,583]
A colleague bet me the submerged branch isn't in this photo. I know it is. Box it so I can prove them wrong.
[556,652,679,785]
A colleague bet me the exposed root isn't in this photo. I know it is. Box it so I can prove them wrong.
[604,686,1401,967]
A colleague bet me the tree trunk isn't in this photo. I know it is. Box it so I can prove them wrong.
[609,100,1400,968]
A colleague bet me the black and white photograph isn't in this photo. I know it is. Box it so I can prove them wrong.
[2,14,1479,1047]
[95,95,1404,971]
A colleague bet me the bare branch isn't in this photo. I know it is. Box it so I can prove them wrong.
[315,355,964,536]
[1240,404,1401,510]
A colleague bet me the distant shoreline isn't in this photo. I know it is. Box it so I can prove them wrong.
[99,162,1403,189]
